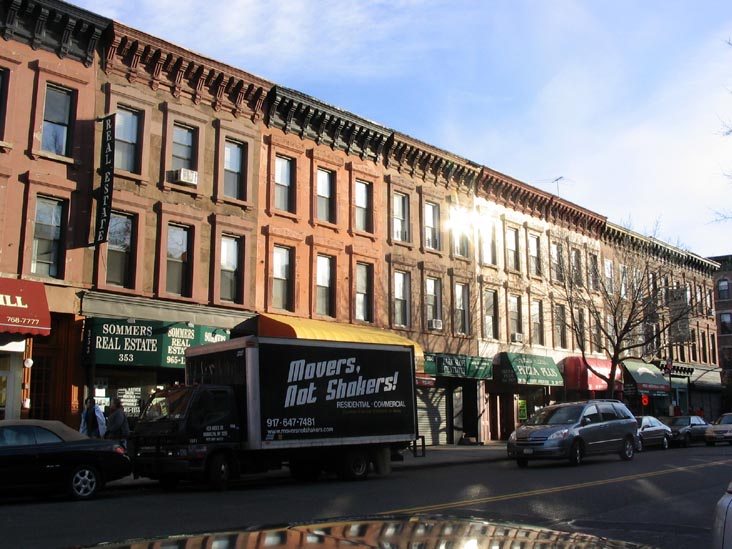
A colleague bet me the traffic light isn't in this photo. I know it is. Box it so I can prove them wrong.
[641,394,650,407]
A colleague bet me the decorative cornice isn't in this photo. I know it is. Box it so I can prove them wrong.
[266,86,392,164]
[1,0,109,66]
[105,22,273,121]
[478,166,607,236]
[387,131,481,190]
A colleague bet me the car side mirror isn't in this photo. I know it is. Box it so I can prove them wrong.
[581,416,591,426]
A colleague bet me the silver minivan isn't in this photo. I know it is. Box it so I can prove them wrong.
[507,400,638,467]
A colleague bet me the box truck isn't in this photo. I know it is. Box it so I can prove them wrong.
[131,336,418,488]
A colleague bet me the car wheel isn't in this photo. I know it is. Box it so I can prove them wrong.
[683,433,691,448]
[620,436,635,461]
[208,453,231,490]
[69,465,101,500]
[337,449,370,481]
[662,436,669,450]
[516,458,528,468]
[636,437,644,452]
[569,441,583,466]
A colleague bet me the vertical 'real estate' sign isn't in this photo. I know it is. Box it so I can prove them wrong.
[94,113,115,245]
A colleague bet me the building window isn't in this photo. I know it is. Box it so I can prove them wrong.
[166,225,190,296]
[575,309,586,349]
[394,271,410,327]
[690,329,698,362]
[531,300,544,345]
[273,245,293,311]
[711,334,717,364]
[506,228,519,271]
[355,262,373,322]
[316,168,335,223]
[224,140,247,200]
[274,155,294,213]
[106,212,134,288]
[393,192,409,242]
[592,318,602,352]
[424,202,440,250]
[0,69,7,138]
[529,235,541,276]
[172,124,195,170]
[481,224,496,265]
[702,331,708,363]
[42,85,73,156]
[454,230,469,258]
[719,279,729,300]
[551,242,565,282]
[115,107,140,173]
[619,264,628,298]
[571,248,583,287]
[722,313,732,335]
[555,304,568,349]
[425,277,442,325]
[589,253,600,291]
[604,259,615,294]
[32,197,64,278]
[354,180,373,233]
[220,235,241,303]
[455,283,469,335]
[483,289,498,340]
[509,295,522,339]
[316,254,335,317]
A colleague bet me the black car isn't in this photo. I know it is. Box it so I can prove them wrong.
[635,415,671,451]
[660,415,710,447]
[0,419,131,500]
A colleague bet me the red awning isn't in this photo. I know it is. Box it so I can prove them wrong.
[562,356,623,392]
[0,279,51,336]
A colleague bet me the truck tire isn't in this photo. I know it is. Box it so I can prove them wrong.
[337,449,370,481]
[372,446,392,476]
[289,459,322,482]
[208,453,231,490]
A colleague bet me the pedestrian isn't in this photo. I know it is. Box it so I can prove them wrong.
[80,397,107,438]
[105,397,130,449]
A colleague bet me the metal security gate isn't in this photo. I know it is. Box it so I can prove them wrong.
[416,386,448,445]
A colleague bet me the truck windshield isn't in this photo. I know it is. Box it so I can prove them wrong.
[140,387,194,421]
[525,405,583,426]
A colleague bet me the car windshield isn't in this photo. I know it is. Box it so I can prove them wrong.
[525,404,583,425]
[140,387,194,421]
[715,415,732,425]
[665,417,691,427]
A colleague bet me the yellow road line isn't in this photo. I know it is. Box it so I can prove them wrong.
[380,459,732,515]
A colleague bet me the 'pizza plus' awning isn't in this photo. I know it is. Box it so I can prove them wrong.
[493,352,564,386]
[0,278,51,336]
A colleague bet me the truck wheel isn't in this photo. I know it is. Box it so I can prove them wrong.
[208,453,231,490]
[338,449,370,481]
[289,460,322,482]
[372,447,392,476]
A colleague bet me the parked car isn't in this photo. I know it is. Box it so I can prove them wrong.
[660,415,710,447]
[507,400,638,467]
[712,481,732,549]
[635,415,671,451]
[0,419,131,500]
[706,414,732,446]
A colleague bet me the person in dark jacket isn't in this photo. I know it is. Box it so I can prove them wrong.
[105,397,130,448]
[80,397,107,438]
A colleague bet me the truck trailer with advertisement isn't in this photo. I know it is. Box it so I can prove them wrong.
[131,335,418,488]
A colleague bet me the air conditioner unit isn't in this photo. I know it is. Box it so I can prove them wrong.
[510,333,524,343]
[172,168,198,186]
[427,318,443,331]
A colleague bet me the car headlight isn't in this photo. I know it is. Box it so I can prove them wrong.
[508,431,516,441]
[548,429,569,440]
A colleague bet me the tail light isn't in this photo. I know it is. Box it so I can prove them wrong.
[113,445,126,455]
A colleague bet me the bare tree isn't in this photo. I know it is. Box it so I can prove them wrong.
[553,228,694,399]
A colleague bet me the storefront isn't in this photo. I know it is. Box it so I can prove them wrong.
[488,353,564,439]
[622,359,670,416]
[83,317,230,422]
[560,356,623,401]
[688,364,723,421]
[422,353,492,444]
[0,279,52,419]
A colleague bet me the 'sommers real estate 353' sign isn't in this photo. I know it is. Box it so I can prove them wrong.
[84,318,229,367]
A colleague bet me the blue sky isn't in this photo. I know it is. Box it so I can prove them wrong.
[74,0,732,258]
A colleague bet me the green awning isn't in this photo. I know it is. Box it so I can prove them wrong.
[622,360,670,393]
[493,353,563,386]
[424,353,492,380]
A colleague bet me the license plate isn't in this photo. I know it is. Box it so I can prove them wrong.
[520,448,533,455]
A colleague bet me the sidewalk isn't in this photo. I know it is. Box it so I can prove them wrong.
[108,442,509,489]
